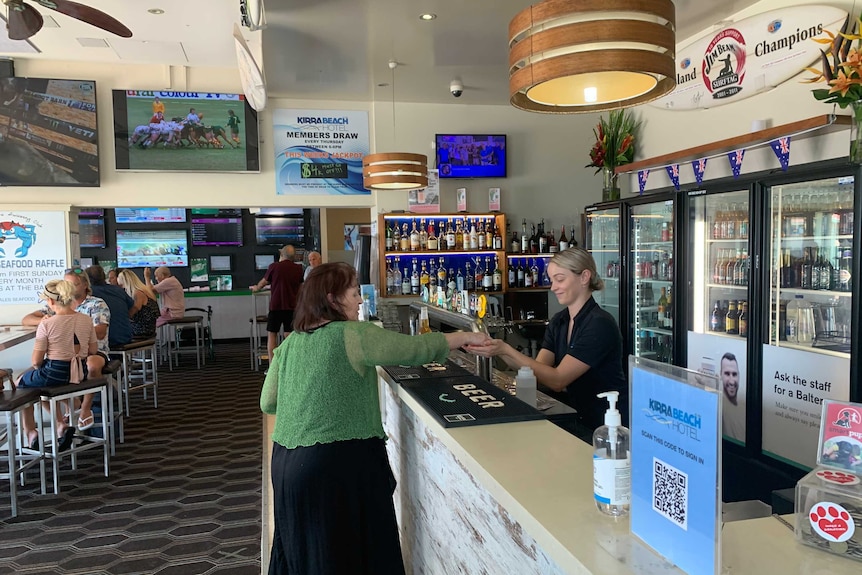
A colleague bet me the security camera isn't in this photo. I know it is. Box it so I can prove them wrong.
[450,79,463,98]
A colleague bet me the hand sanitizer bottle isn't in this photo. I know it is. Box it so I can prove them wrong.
[515,366,537,408]
[593,391,631,517]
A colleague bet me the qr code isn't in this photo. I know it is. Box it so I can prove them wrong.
[652,457,688,530]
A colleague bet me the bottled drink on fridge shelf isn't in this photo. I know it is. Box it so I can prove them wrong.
[725,300,739,335]
[657,288,668,324]
[738,301,748,337]
[710,300,724,332]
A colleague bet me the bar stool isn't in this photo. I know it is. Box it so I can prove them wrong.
[38,378,110,494]
[249,314,268,371]
[110,338,158,417]
[100,360,125,455]
[0,387,45,517]
[163,316,204,370]
[0,369,14,389]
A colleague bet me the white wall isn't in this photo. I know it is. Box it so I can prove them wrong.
[4,59,606,244]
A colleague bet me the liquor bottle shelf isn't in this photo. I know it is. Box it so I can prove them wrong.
[385,249,504,257]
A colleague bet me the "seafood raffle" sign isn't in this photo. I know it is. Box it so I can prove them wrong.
[0,210,68,305]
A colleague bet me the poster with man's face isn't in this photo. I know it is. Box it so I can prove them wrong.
[686,331,747,444]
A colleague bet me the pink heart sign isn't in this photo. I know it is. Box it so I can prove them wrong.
[809,503,856,542]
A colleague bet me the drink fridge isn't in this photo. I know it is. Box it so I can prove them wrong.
[684,188,752,447]
[584,205,622,326]
[629,196,676,365]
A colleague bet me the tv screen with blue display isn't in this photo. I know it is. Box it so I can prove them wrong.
[435,134,506,179]
[116,229,188,268]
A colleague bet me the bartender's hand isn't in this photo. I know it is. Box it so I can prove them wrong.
[464,338,510,357]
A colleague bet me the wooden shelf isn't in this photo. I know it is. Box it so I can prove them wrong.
[618,114,851,175]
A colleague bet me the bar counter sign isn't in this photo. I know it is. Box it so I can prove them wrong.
[383,367,544,428]
[629,356,721,575]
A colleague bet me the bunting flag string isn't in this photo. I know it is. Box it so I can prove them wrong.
[769,136,791,171]
[692,158,708,184]
[665,164,680,190]
[728,149,745,178]
[637,169,650,194]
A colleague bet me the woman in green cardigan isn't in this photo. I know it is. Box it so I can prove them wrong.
[261,262,489,574]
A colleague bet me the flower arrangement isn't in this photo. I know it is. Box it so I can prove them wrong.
[586,108,639,174]
[804,14,862,107]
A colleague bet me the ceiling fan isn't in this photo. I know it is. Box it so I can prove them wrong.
[3,0,133,41]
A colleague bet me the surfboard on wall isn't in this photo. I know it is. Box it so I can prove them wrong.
[650,5,848,111]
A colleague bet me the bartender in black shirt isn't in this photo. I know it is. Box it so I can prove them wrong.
[467,247,626,436]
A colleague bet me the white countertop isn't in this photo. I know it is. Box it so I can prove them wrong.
[0,326,36,352]
[383,371,862,574]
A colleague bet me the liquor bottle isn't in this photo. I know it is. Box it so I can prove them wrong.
[394,259,403,295]
[548,227,558,253]
[400,223,410,251]
[800,247,812,290]
[465,262,475,290]
[738,301,748,337]
[524,259,534,288]
[428,261,437,290]
[419,218,428,250]
[419,260,430,291]
[508,258,516,288]
[493,220,503,250]
[385,222,394,251]
[455,219,465,251]
[437,257,447,287]
[456,267,465,291]
[710,300,723,332]
[538,219,548,253]
[569,222,578,248]
[410,221,421,251]
[530,258,540,287]
[393,222,401,251]
[478,219,487,250]
[401,266,411,295]
[657,287,668,325]
[446,218,456,250]
[483,257,494,291]
[517,258,526,288]
[558,225,569,251]
[469,218,479,250]
[486,219,494,250]
[427,220,438,251]
[493,256,503,291]
[725,300,739,335]
[475,259,485,291]
[521,219,530,254]
[411,258,420,295]
[529,224,539,254]
[386,261,395,296]
[447,268,457,295]
[664,287,673,329]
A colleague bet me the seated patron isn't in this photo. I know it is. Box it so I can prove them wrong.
[107,269,119,286]
[145,266,185,327]
[86,265,134,349]
[304,251,322,280]
[22,268,111,430]
[118,269,160,338]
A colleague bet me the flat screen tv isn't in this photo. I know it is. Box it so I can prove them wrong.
[255,217,304,246]
[115,208,187,223]
[112,90,260,172]
[0,77,99,186]
[191,216,243,246]
[116,229,189,268]
[434,134,506,179]
[79,216,106,248]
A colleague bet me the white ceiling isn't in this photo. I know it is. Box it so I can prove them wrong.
[0,0,764,105]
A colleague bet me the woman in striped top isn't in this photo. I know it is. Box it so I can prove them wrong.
[17,279,98,451]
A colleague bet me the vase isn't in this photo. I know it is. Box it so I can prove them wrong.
[602,166,620,202]
[851,100,862,165]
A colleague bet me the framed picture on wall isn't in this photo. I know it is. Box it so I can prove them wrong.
[344,223,360,251]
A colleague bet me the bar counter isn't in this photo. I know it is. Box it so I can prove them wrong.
[375,368,862,574]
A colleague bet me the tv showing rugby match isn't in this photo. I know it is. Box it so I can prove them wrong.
[112,90,260,173]
[0,77,99,186]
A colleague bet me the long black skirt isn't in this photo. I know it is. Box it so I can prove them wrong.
[268,437,406,575]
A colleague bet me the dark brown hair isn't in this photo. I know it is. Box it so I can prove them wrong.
[293,262,357,332]
[86,264,107,286]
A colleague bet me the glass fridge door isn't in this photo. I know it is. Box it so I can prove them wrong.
[763,176,853,469]
[631,199,674,364]
[686,189,750,445]
[585,207,621,325]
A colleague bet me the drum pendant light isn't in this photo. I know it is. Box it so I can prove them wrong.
[363,61,428,190]
[509,0,677,114]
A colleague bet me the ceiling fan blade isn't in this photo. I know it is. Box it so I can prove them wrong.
[33,0,132,37]
[7,2,44,41]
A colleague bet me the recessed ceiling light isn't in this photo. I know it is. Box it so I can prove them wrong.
[148,8,165,15]
[419,13,436,21]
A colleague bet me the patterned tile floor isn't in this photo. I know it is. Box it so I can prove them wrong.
[0,343,263,575]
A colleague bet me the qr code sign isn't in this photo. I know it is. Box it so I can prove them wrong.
[652,457,688,530]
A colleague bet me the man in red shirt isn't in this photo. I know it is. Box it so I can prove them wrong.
[252,244,304,362]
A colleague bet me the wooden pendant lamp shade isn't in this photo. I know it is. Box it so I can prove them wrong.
[363,152,428,190]
[509,0,676,113]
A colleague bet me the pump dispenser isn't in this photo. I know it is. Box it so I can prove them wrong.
[593,391,631,517]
